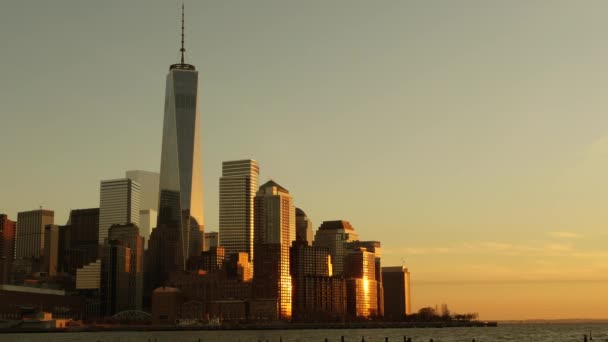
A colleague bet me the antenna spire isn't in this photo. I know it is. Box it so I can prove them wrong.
[180,3,185,64]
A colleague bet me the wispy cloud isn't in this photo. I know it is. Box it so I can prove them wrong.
[549,231,580,239]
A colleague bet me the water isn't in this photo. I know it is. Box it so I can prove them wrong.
[1,324,607,342]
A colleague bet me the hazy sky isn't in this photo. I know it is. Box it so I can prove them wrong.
[2,1,608,320]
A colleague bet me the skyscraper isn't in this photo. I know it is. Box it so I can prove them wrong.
[157,6,204,269]
[313,220,359,276]
[65,208,99,274]
[253,180,295,320]
[15,209,54,259]
[0,214,16,284]
[107,223,144,310]
[125,170,160,212]
[219,159,259,261]
[345,240,384,316]
[99,178,141,244]
[382,265,412,319]
[295,208,313,246]
[344,247,378,318]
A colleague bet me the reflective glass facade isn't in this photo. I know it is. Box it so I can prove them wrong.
[157,68,204,270]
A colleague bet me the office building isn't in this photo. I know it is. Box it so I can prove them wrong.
[295,208,313,246]
[204,231,219,251]
[313,220,359,276]
[225,252,252,282]
[382,266,412,319]
[290,240,339,321]
[15,209,54,259]
[139,209,157,249]
[0,215,16,284]
[42,225,61,277]
[344,247,378,318]
[126,170,160,212]
[66,208,99,272]
[219,159,259,260]
[200,246,225,273]
[99,178,141,244]
[346,240,384,316]
[99,240,131,316]
[156,7,205,271]
[253,180,295,320]
[107,223,144,310]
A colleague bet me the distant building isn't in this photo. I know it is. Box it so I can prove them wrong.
[345,240,383,317]
[65,208,99,273]
[126,170,160,249]
[126,170,160,212]
[295,208,313,246]
[99,178,141,244]
[151,286,184,325]
[313,220,359,276]
[0,215,16,284]
[139,209,157,249]
[145,223,180,302]
[76,260,101,290]
[42,224,61,277]
[290,240,345,321]
[219,159,259,261]
[344,247,378,318]
[107,223,144,311]
[15,209,54,259]
[200,246,225,273]
[225,252,252,282]
[382,266,412,319]
[204,231,219,251]
[0,284,85,320]
[99,241,131,316]
[253,180,295,320]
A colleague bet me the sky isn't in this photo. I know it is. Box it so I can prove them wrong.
[1,0,608,320]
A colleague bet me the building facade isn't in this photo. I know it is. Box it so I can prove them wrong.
[344,247,378,318]
[126,170,160,212]
[99,178,141,244]
[156,26,205,269]
[313,220,359,276]
[295,208,313,246]
[0,215,16,284]
[107,223,144,310]
[345,240,384,316]
[15,209,54,259]
[253,180,295,320]
[382,266,412,319]
[66,208,99,273]
[219,159,259,261]
[204,231,219,252]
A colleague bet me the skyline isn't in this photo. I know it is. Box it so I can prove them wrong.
[2,1,608,320]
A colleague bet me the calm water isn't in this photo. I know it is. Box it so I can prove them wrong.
[1,324,607,342]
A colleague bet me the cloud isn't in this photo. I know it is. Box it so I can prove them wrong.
[549,231,580,239]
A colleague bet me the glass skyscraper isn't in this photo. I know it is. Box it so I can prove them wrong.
[157,8,204,270]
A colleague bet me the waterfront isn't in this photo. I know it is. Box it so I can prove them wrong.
[0,324,606,342]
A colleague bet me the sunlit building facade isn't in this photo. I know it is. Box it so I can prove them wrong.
[253,180,295,320]
[107,223,144,310]
[344,247,378,318]
[313,220,359,276]
[345,240,384,316]
[219,159,259,261]
[156,38,204,270]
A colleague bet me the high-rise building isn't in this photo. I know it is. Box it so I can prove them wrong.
[64,208,99,275]
[126,170,160,212]
[295,208,313,246]
[346,240,383,316]
[219,159,259,260]
[107,223,144,310]
[126,171,160,249]
[139,209,157,249]
[344,247,378,318]
[99,178,141,244]
[156,6,204,270]
[290,240,338,321]
[313,220,359,276]
[204,231,219,252]
[42,224,61,277]
[382,266,412,319]
[0,214,16,284]
[15,209,54,259]
[253,180,295,320]
[99,241,131,316]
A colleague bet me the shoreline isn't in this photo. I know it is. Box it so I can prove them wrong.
[0,321,496,334]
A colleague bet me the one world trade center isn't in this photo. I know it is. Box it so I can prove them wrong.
[157,5,204,270]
